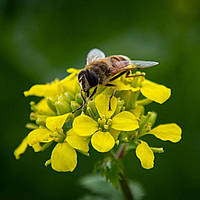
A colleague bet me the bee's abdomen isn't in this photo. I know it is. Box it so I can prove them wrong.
[110,56,129,68]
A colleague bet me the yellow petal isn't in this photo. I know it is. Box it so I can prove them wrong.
[36,99,55,115]
[141,79,171,104]
[95,94,117,119]
[32,143,43,152]
[14,137,28,159]
[136,141,154,169]
[73,115,98,136]
[27,128,53,146]
[51,143,77,172]
[91,131,115,152]
[111,111,139,131]
[59,75,79,93]
[65,129,89,152]
[149,123,182,143]
[67,68,80,74]
[46,113,71,132]
[24,80,60,97]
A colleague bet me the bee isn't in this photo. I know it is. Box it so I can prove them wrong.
[73,48,159,113]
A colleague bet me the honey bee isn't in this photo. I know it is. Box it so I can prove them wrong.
[73,48,159,113]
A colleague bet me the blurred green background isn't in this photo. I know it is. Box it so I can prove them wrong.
[1,0,200,199]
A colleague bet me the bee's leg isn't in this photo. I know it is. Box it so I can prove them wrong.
[125,71,145,78]
[72,104,84,114]
[109,71,127,82]
[87,87,97,101]
[105,83,117,110]
[72,90,86,114]
[81,90,86,104]
[72,87,98,114]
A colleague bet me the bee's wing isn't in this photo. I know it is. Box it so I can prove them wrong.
[87,48,105,64]
[130,60,159,68]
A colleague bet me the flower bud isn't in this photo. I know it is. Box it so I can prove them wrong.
[35,115,47,126]
[148,112,157,127]
[25,123,38,129]
[88,100,99,117]
[87,107,95,119]
[75,93,83,105]
[46,97,57,113]
[55,98,71,115]
[30,101,37,112]
[63,91,73,101]
[138,112,154,136]
[70,101,80,111]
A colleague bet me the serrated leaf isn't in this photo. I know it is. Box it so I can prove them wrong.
[93,156,123,189]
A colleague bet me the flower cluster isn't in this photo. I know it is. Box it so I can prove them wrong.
[14,68,182,172]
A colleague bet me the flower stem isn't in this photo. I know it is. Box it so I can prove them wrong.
[119,172,135,200]
[116,144,135,200]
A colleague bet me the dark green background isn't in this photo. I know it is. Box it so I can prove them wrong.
[1,0,200,199]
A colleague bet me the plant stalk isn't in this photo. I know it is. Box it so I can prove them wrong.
[116,144,135,200]
[119,172,135,200]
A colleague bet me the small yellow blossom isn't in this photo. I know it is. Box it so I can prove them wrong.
[24,69,79,98]
[34,99,55,115]
[15,112,88,172]
[114,74,171,104]
[135,123,182,169]
[46,113,88,172]
[73,93,139,152]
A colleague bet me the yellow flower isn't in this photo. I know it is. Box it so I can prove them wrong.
[24,79,61,97]
[14,113,89,172]
[24,68,79,98]
[31,98,55,116]
[47,114,89,172]
[114,74,171,104]
[73,93,139,152]
[136,123,182,169]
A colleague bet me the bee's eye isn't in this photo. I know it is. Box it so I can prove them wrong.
[86,70,98,87]
[78,71,86,82]
[78,70,98,89]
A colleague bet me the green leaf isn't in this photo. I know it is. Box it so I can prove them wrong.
[79,174,145,200]
[79,174,122,200]
[93,156,123,189]
[79,195,107,200]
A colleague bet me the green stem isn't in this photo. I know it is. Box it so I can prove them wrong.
[116,144,135,200]
[119,173,135,200]
[136,98,152,106]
